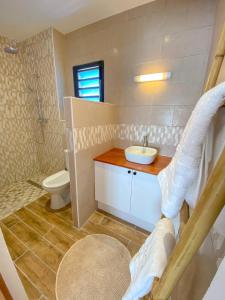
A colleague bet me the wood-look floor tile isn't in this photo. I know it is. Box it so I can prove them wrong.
[10,222,63,272]
[31,239,63,272]
[27,203,86,241]
[15,208,53,235]
[99,217,147,244]
[0,224,27,260]
[10,222,42,247]
[98,209,137,229]
[35,195,50,207]
[16,251,56,300]
[35,195,73,224]
[82,221,130,246]
[1,214,20,228]
[17,267,42,300]
[127,241,142,257]
[55,209,73,224]
[44,227,75,253]
[88,211,105,224]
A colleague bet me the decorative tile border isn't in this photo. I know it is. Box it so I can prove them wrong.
[74,124,116,152]
[72,124,184,153]
[117,124,184,147]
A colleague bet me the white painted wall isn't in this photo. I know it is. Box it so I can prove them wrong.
[0,229,28,300]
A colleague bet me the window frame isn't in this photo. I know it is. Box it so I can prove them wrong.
[73,60,104,102]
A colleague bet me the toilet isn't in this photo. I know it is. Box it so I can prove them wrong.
[42,150,70,210]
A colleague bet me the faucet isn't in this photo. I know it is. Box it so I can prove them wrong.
[143,135,148,147]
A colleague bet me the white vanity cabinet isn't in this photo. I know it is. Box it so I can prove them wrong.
[95,161,162,231]
[130,170,161,224]
[95,162,132,214]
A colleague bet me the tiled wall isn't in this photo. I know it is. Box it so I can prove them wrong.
[0,28,65,188]
[21,28,65,175]
[52,29,66,119]
[0,36,40,188]
[65,97,117,227]
[64,0,217,155]
[73,123,183,156]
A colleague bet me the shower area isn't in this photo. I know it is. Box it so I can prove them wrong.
[0,28,65,219]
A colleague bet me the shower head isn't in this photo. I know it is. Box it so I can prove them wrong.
[4,41,18,54]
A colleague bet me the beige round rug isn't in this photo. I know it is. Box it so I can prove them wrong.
[56,234,131,300]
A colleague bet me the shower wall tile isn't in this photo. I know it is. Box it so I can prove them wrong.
[0,36,40,188]
[21,28,65,175]
[1,28,65,188]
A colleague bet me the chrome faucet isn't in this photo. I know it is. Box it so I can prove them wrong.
[143,135,148,147]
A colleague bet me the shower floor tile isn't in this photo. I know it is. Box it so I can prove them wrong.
[0,179,47,220]
[29,173,48,186]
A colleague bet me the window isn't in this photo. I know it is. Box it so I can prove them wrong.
[73,61,104,102]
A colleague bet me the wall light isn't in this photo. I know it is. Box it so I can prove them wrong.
[134,72,172,83]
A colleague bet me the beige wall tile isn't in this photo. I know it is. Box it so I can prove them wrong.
[172,106,193,127]
[161,27,213,59]
[62,0,216,140]
[150,106,173,126]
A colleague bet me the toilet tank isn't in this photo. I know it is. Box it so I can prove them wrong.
[64,149,69,170]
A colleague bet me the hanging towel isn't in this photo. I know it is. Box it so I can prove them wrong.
[185,121,214,207]
[122,218,175,300]
[158,81,225,218]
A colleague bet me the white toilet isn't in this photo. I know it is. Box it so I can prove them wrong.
[42,150,70,210]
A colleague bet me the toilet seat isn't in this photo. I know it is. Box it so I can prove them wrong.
[42,170,70,190]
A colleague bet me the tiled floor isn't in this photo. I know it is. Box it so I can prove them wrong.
[0,194,148,300]
[0,175,47,219]
[28,173,48,187]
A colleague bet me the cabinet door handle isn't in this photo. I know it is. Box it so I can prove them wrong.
[133,171,137,175]
[128,170,131,174]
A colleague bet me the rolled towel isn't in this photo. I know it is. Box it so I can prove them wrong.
[122,218,175,300]
[158,81,225,218]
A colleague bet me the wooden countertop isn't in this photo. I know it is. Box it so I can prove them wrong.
[94,148,171,175]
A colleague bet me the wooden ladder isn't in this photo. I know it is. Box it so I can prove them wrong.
[148,23,225,300]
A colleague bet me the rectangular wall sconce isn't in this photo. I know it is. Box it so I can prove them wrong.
[134,72,172,83]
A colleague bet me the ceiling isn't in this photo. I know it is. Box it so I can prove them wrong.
[0,0,154,41]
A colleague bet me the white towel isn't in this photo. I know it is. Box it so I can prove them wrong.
[122,218,175,300]
[158,82,225,218]
[185,122,214,207]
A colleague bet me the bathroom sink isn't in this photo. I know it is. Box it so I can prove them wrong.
[125,146,157,165]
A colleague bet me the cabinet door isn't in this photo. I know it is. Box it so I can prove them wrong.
[130,171,161,225]
[95,162,132,213]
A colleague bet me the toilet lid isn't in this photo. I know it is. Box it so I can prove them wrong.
[42,170,70,188]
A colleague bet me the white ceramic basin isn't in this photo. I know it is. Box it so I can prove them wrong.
[125,146,157,165]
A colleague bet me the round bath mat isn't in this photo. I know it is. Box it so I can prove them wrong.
[56,234,131,300]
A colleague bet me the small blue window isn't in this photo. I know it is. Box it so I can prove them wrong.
[73,61,104,102]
